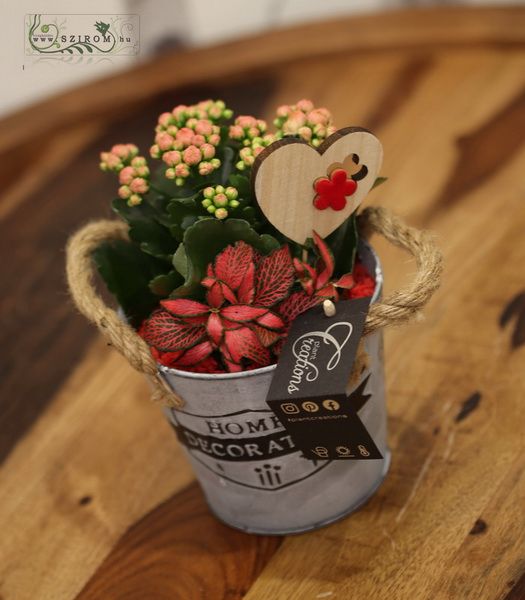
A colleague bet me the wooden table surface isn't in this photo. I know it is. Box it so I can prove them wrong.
[1,6,525,599]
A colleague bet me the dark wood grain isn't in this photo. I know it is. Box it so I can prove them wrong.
[76,483,282,600]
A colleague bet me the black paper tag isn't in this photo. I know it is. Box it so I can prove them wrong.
[266,297,382,460]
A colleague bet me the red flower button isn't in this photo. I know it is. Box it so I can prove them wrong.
[313,168,357,211]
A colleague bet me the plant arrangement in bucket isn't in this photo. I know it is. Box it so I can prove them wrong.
[94,98,383,374]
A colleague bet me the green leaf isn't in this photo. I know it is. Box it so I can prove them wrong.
[171,218,280,298]
[228,173,251,198]
[372,176,388,190]
[172,243,188,278]
[112,198,177,261]
[149,270,184,296]
[167,196,201,241]
[93,240,167,328]
[326,213,359,277]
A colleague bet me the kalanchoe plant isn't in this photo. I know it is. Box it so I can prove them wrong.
[95,98,383,372]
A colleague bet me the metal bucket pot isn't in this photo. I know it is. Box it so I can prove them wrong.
[161,240,390,535]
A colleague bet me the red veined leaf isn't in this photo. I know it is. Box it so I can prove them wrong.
[223,327,271,365]
[220,318,244,331]
[175,341,214,366]
[278,291,322,324]
[162,299,209,317]
[141,309,206,352]
[214,241,255,290]
[219,281,238,304]
[256,310,285,330]
[205,281,224,308]
[253,245,294,307]
[149,346,184,367]
[220,304,268,322]
[223,356,243,373]
[206,312,224,346]
[190,355,225,374]
[312,231,334,289]
[316,284,338,299]
[334,273,355,289]
[236,262,255,304]
[252,324,282,347]
[201,276,215,289]
[293,257,316,281]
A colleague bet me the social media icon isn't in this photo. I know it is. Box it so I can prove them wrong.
[302,401,319,413]
[281,403,299,414]
[313,446,329,458]
[322,399,340,411]
[336,445,353,457]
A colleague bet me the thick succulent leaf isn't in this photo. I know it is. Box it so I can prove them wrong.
[214,241,254,290]
[141,309,206,352]
[220,305,268,323]
[278,291,322,324]
[171,219,279,299]
[326,213,358,278]
[161,298,209,316]
[172,243,188,278]
[254,245,294,307]
[167,197,201,242]
[228,173,251,198]
[223,327,271,365]
[148,270,184,297]
[93,239,167,328]
[112,198,177,261]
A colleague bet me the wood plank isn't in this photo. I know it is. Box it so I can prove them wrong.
[0,340,194,600]
[76,483,281,600]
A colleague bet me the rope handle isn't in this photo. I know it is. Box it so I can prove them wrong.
[66,207,442,407]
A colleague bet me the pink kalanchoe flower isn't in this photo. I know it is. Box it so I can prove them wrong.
[200,143,215,159]
[296,99,314,112]
[118,185,132,199]
[129,177,148,194]
[208,133,221,146]
[158,112,173,128]
[274,100,335,146]
[182,145,201,166]
[199,162,214,176]
[175,163,190,177]
[176,127,195,147]
[156,132,174,151]
[119,166,135,185]
[229,124,244,140]
[195,119,213,136]
[162,150,182,166]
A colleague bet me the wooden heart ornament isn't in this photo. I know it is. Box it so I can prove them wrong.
[252,127,383,244]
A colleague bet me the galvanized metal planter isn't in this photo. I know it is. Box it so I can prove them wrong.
[160,240,390,535]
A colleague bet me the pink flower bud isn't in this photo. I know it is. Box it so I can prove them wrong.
[166,125,178,137]
[229,125,244,140]
[298,126,312,141]
[156,132,174,151]
[135,165,149,177]
[307,108,330,126]
[200,143,215,159]
[111,144,129,158]
[199,162,214,176]
[276,105,291,118]
[175,163,190,177]
[119,166,135,185]
[162,150,182,166]
[208,133,221,146]
[208,106,222,119]
[236,115,257,129]
[183,145,201,166]
[247,127,259,139]
[149,144,160,158]
[172,104,188,121]
[105,153,122,170]
[131,156,146,167]
[118,185,131,199]
[176,127,194,147]
[129,177,148,194]
[128,194,142,206]
[158,112,172,128]
[194,119,213,136]
[296,99,314,112]
[192,134,205,147]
